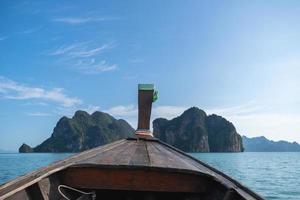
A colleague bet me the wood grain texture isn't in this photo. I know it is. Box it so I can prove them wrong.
[5,190,30,200]
[0,140,127,199]
[0,138,264,200]
[61,167,209,193]
[137,90,153,130]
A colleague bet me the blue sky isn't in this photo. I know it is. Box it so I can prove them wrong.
[1,0,300,151]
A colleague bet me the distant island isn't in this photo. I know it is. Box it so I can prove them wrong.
[243,136,300,152]
[19,107,243,153]
[19,107,299,153]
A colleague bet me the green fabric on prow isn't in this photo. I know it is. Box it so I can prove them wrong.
[138,84,154,90]
[153,90,158,102]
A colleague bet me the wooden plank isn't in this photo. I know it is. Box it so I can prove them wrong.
[0,139,127,199]
[147,141,200,171]
[26,183,44,200]
[109,140,137,165]
[154,141,239,189]
[129,140,150,166]
[77,140,136,165]
[156,140,263,200]
[137,89,153,130]
[61,167,211,193]
[5,190,30,200]
[38,175,62,200]
[0,138,264,200]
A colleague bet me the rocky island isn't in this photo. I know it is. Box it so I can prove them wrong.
[19,144,33,153]
[243,136,300,152]
[153,107,243,152]
[19,110,134,153]
[19,107,244,153]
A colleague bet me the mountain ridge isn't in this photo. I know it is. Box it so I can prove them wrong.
[19,107,298,153]
[243,136,300,152]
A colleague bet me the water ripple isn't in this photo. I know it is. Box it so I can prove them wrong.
[0,152,299,200]
[191,152,300,200]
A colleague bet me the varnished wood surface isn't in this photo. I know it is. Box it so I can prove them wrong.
[137,90,153,130]
[0,138,264,200]
[61,167,212,193]
[75,139,204,172]
[71,138,261,200]
[0,140,127,199]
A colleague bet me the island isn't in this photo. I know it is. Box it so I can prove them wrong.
[19,110,134,153]
[153,107,243,152]
[19,107,244,153]
[243,136,300,152]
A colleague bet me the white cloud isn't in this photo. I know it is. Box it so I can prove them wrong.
[228,113,300,143]
[27,112,52,117]
[105,105,187,119]
[77,60,117,74]
[105,105,137,117]
[104,103,300,143]
[206,102,265,117]
[104,105,187,129]
[0,77,81,107]
[49,44,79,56]
[104,105,138,128]
[84,105,100,114]
[206,103,300,143]
[53,104,101,117]
[52,17,112,25]
[50,43,113,58]
[49,42,117,74]
[201,59,300,143]
[153,106,187,119]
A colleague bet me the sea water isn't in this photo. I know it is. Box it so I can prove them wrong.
[0,153,71,184]
[191,152,300,200]
[0,152,299,200]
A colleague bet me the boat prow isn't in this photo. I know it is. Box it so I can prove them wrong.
[0,84,265,200]
[0,136,264,200]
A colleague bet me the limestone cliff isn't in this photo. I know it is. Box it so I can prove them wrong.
[153,107,243,152]
[19,110,134,153]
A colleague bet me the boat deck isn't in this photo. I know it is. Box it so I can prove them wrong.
[0,137,264,200]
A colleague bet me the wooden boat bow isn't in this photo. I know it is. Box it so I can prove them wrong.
[0,84,265,200]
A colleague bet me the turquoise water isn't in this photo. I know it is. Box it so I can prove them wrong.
[191,152,300,200]
[0,153,71,184]
[0,152,299,199]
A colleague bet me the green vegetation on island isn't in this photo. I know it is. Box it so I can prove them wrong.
[24,107,300,153]
[19,107,244,153]
[19,110,134,153]
[153,107,243,152]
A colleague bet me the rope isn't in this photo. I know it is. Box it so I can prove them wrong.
[58,185,96,200]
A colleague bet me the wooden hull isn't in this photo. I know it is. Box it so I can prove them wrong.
[0,138,265,200]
